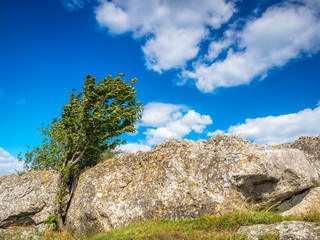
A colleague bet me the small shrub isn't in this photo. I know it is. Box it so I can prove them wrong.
[44,215,60,231]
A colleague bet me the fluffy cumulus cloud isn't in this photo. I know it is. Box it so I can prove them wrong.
[114,103,213,153]
[0,147,23,176]
[141,102,212,145]
[184,0,320,92]
[213,106,320,145]
[95,0,235,72]
[94,0,320,92]
[140,102,186,128]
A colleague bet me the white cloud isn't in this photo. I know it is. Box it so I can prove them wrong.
[223,106,320,145]
[0,147,23,176]
[95,0,235,72]
[141,102,212,145]
[140,102,186,128]
[95,1,130,34]
[63,0,320,92]
[205,29,236,61]
[185,1,320,92]
[118,143,151,154]
[207,129,225,137]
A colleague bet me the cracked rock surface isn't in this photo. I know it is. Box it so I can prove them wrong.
[0,170,59,238]
[65,135,318,233]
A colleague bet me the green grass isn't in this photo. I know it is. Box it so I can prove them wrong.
[87,218,248,240]
[36,209,320,240]
[87,210,292,239]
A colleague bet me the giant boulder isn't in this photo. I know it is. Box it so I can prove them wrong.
[0,170,59,238]
[65,135,318,233]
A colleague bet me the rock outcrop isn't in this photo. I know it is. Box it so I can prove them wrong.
[1,135,320,238]
[238,221,320,240]
[0,170,59,239]
[65,135,318,233]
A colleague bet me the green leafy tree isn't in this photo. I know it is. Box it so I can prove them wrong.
[18,73,143,227]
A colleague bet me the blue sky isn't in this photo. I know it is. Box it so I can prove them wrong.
[1,0,320,176]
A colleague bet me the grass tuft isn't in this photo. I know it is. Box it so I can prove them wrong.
[34,208,320,240]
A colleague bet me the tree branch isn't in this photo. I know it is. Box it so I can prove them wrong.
[70,121,98,167]
[71,140,91,167]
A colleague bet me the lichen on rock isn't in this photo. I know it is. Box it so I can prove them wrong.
[65,135,318,233]
[1,135,320,237]
[0,170,59,238]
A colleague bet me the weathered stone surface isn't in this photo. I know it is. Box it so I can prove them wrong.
[281,187,320,216]
[280,136,320,180]
[0,170,59,237]
[238,221,320,240]
[65,135,318,233]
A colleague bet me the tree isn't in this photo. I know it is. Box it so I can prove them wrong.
[18,73,143,227]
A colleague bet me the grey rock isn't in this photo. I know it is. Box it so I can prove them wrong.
[238,221,320,240]
[280,136,320,181]
[65,135,318,233]
[0,170,59,236]
[281,187,320,216]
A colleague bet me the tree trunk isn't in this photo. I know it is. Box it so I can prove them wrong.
[54,171,66,229]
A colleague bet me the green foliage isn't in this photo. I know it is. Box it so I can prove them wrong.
[18,74,143,172]
[17,74,143,226]
[44,215,60,231]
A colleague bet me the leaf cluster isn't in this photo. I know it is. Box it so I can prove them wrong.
[44,215,60,231]
[19,74,143,172]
